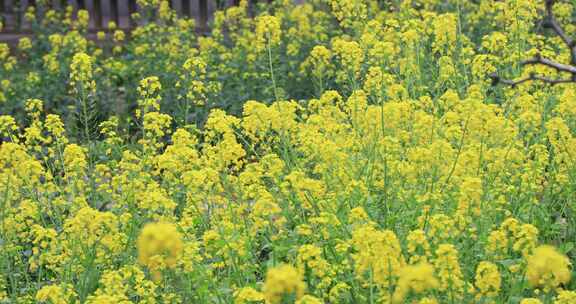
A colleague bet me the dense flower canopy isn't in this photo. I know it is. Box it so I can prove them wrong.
[0,0,575,303]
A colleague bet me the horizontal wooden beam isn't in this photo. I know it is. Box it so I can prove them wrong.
[0,0,274,32]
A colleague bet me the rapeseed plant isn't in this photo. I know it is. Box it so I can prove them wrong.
[0,0,574,303]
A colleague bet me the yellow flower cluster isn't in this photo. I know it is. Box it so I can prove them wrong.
[330,0,368,29]
[475,261,501,299]
[255,15,282,52]
[36,284,77,304]
[69,52,96,94]
[526,245,572,292]
[393,262,438,303]
[137,76,162,116]
[263,264,306,304]
[137,222,184,281]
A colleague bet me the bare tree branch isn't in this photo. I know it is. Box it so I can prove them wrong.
[544,0,574,50]
[489,72,573,87]
[491,0,576,86]
[522,53,576,74]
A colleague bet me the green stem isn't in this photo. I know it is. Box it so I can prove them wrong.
[267,35,279,102]
[80,86,91,143]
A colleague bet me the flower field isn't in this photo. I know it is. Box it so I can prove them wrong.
[1,0,576,303]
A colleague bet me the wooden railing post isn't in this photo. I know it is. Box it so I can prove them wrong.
[0,1,5,25]
[128,0,137,27]
[110,0,119,27]
[93,0,102,29]
[182,0,190,18]
[14,0,22,30]
[199,0,207,31]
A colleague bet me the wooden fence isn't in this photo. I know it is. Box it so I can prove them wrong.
[0,0,254,33]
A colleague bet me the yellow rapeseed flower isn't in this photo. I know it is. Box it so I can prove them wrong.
[263,264,306,304]
[526,245,572,291]
[137,222,184,281]
[392,262,439,303]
